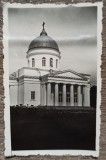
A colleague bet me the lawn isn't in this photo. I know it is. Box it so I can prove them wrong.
[10,106,96,150]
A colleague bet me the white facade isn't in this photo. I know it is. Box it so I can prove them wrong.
[9,25,91,107]
[9,68,91,107]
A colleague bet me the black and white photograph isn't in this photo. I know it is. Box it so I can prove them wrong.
[4,3,102,155]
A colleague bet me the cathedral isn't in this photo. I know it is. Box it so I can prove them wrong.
[9,23,90,107]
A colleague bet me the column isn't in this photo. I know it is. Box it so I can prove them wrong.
[41,84,43,105]
[63,84,66,106]
[43,83,46,106]
[70,84,74,106]
[47,83,51,106]
[55,83,58,106]
[78,85,82,106]
[83,85,90,107]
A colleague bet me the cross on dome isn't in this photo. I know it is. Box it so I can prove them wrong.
[42,22,45,30]
[40,22,47,36]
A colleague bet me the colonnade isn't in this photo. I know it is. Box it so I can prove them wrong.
[41,83,90,107]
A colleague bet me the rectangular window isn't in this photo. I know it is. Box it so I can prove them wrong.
[58,84,63,102]
[59,91,62,102]
[66,92,70,103]
[74,93,78,103]
[31,91,35,100]
[74,85,78,103]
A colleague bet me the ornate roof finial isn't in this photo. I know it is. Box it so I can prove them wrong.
[42,22,45,30]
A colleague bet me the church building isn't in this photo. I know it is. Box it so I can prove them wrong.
[9,23,91,107]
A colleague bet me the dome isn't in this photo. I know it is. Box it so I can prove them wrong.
[28,23,60,52]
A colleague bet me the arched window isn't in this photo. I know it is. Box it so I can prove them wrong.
[56,59,58,68]
[32,58,35,67]
[42,57,46,66]
[50,58,53,67]
[28,60,30,67]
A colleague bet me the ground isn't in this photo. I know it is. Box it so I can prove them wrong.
[10,106,96,150]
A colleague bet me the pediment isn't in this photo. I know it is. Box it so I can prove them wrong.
[51,70,87,80]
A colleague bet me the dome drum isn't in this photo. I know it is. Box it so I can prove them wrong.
[27,53,60,71]
[27,48,61,59]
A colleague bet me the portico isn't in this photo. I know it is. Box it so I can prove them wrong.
[41,74,90,107]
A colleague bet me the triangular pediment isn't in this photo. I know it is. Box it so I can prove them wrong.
[49,69,87,80]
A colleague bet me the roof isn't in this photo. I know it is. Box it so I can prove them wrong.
[41,69,90,82]
[28,23,60,52]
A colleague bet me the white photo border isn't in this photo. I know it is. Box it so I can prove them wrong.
[3,2,103,157]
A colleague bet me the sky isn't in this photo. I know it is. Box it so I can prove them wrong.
[8,5,97,85]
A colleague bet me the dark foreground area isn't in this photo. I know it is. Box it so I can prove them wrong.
[10,106,96,150]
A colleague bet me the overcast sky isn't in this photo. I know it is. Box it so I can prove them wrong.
[8,6,97,85]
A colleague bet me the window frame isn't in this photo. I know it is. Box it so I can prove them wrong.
[66,91,70,103]
[50,58,53,67]
[32,58,35,67]
[59,91,63,102]
[56,59,58,68]
[42,57,46,66]
[31,91,35,100]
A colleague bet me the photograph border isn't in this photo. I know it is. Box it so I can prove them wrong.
[0,0,105,159]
